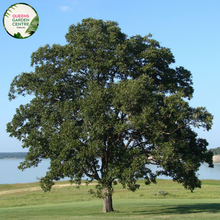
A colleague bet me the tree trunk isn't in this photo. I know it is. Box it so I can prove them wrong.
[102,188,114,213]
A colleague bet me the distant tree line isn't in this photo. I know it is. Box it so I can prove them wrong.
[209,147,220,155]
[1,148,219,159]
[0,152,27,159]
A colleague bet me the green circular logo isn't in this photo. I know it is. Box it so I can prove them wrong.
[3,3,39,39]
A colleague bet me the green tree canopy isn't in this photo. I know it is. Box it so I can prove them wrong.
[7,18,213,213]
[209,147,220,155]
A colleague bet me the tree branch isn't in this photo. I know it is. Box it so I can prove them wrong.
[82,167,94,178]
[92,159,100,180]
[84,160,97,179]
[117,130,124,141]
[125,136,134,149]
[81,117,93,127]
[160,124,185,135]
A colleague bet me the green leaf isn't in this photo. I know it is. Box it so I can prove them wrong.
[14,32,24,39]
[4,4,18,18]
[25,15,39,34]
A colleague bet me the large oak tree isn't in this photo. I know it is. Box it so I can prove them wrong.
[7,18,213,213]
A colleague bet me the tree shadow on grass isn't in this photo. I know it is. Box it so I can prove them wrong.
[133,203,220,216]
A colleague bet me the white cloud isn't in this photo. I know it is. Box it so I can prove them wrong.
[60,5,72,12]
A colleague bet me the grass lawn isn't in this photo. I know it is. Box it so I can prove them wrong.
[0,179,220,219]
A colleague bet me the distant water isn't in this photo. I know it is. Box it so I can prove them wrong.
[0,159,53,184]
[0,159,219,184]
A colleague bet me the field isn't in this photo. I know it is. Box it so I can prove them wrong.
[1,179,220,219]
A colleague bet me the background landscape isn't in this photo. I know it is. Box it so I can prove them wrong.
[1,0,220,153]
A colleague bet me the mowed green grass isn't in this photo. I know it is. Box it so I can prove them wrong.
[1,179,220,219]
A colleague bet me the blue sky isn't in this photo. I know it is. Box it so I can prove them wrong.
[1,0,219,152]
